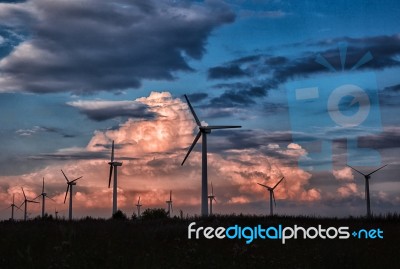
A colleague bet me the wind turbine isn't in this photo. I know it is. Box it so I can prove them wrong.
[34,177,55,218]
[108,140,123,216]
[181,94,241,216]
[257,177,285,216]
[136,196,142,218]
[166,190,173,217]
[55,207,59,220]
[208,182,217,215]
[61,169,82,221]
[347,164,388,218]
[20,187,39,221]
[6,194,22,221]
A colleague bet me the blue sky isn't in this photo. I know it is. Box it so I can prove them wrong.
[0,0,399,219]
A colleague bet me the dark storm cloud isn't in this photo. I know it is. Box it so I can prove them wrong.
[207,34,400,109]
[208,65,248,79]
[358,127,400,150]
[0,0,235,94]
[185,92,208,103]
[67,100,157,121]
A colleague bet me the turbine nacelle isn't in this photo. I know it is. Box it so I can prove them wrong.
[108,161,123,166]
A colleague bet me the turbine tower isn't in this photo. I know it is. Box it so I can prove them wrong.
[166,190,173,217]
[136,196,142,218]
[208,182,217,215]
[181,94,241,216]
[34,177,55,218]
[7,194,21,221]
[347,164,388,218]
[61,169,82,221]
[20,187,39,221]
[257,177,285,216]
[108,140,123,216]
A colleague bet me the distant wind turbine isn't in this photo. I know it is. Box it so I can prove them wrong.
[208,182,217,215]
[166,190,173,217]
[34,177,55,218]
[6,194,22,221]
[55,207,59,220]
[347,164,388,218]
[136,196,142,218]
[20,187,39,221]
[108,140,123,216]
[257,177,285,216]
[61,169,82,221]
[181,94,241,216]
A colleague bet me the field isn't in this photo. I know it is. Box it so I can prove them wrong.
[0,214,399,269]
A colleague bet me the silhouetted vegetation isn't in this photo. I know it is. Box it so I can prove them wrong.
[141,208,168,220]
[0,214,399,269]
[112,210,128,220]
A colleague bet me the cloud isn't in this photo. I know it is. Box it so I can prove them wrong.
[0,0,235,94]
[67,100,157,121]
[15,125,73,137]
[206,34,400,108]
[0,91,322,218]
[208,65,248,79]
[332,167,354,181]
[337,183,358,198]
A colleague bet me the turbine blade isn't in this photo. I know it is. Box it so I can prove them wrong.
[366,164,388,177]
[42,177,45,193]
[347,165,366,176]
[211,182,214,195]
[213,197,217,203]
[257,182,271,189]
[272,177,285,190]
[64,185,70,204]
[19,201,25,208]
[170,190,172,201]
[138,196,140,204]
[28,200,40,204]
[206,125,242,130]
[111,140,115,162]
[47,196,56,202]
[12,194,15,204]
[108,165,113,188]
[61,169,70,182]
[21,187,27,200]
[70,176,82,183]
[181,131,202,165]
[33,194,42,200]
[184,94,201,126]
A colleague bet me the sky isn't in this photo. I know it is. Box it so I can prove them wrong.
[0,0,399,219]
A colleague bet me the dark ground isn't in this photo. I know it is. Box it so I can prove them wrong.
[0,214,399,269]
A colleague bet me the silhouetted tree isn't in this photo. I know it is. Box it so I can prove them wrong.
[112,210,128,220]
[141,208,168,220]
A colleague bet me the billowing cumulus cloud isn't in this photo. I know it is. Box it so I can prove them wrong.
[0,0,235,94]
[333,167,354,181]
[0,91,322,218]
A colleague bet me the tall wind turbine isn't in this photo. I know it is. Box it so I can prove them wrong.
[347,164,388,218]
[257,177,285,216]
[20,187,39,221]
[166,190,173,217]
[181,94,241,216]
[7,194,21,221]
[61,169,82,221]
[108,140,123,216]
[208,182,217,215]
[34,177,55,218]
[136,196,142,218]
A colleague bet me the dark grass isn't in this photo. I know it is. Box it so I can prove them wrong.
[0,214,399,269]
